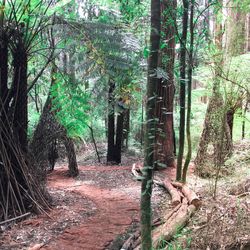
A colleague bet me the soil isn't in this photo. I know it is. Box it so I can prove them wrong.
[0,150,168,250]
[1,142,249,250]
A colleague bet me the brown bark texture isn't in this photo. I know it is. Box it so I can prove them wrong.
[154,0,177,169]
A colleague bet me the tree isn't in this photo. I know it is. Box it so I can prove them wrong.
[154,0,177,169]
[224,1,249,139]
[182,0,195,183]
[140,0,161,248]
[107,80,124,164]
[195,0,233,175]
[30,59,79,177]
[0,0,51,218]
[176,0,189,181]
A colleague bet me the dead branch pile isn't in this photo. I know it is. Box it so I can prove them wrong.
[121,164,201,249]
[0,132,50,224]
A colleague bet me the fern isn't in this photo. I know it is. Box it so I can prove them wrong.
[50,73,90,139]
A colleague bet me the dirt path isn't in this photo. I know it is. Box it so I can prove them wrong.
[0,163,166,250]
[41,166,140,250]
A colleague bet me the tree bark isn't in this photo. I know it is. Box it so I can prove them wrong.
[242,99,249,139]
[64,136,79,177]
[140,0,161,249]
[226,3,246,57]
[122,108,130,149]
[30,61,79,177]
[107,80,116,163]
[152,202,196,249]
[114,111,124,163]
[12,43,28,153]
[155,0,177,169]
[195,0,232,171]
[182,0,194,183]
[176,0,189,181]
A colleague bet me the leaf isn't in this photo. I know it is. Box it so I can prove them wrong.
[143,47,150,58]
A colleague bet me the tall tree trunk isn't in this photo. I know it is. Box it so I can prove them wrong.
[140,0,160,249]
[246,14,250,52]
[182,0,194,183]
[12,43,28,153]
[226,2,246,57]
[114,111,124,163]
[242,99,249,139]
[155,0,177,169]
[107,80,116,162]
[0,31,9,137]
[176,0,189,181]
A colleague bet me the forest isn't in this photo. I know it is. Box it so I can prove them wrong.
[0,0,249,249]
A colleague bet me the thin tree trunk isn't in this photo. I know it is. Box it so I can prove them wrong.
[226,108,234,139]
[242,99,249,139]
[140,0,161,249]
[182,0,194,183]
[88,125,101,163]
[176,0,189,181]
[140,99,144,148]
[64,137,79,177]
[122,108,130,149]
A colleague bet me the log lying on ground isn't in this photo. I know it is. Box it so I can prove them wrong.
[120,217,163,250]
[121,231,140,250]
[152,200,196,249]
[129,164,200,249]
[172,181,201,207]
[154,177,181,206]
[131,164,142,180]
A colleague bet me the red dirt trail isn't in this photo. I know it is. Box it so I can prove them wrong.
[41,166,140,250]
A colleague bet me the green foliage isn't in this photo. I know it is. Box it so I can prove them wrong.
[50,74,90,139]
[112,0,148,23]
[154,227,192,250]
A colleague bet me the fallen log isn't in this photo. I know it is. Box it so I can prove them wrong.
[181,185,201,208]
[120,231,140,250]
[172,182,201,208]
[152,202,196,249]
[128,164,200,249]
[120,217,164,250]
[131,164,142,180]
[163,203,182,221]
[154,177,181,206]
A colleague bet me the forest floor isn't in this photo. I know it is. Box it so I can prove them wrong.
[0,141,249,250]
[0,148,168,250]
